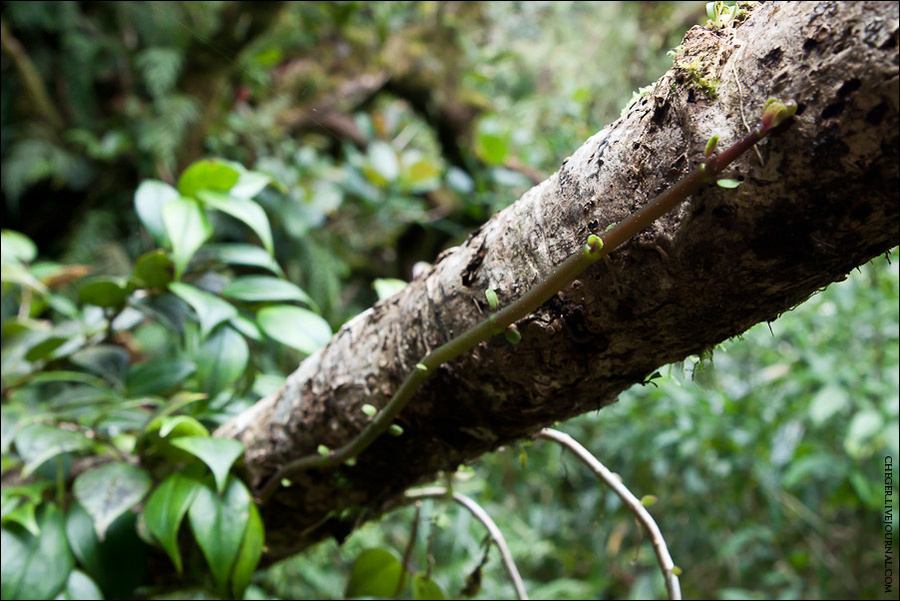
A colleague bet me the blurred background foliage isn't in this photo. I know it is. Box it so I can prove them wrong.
[1,1,896,599]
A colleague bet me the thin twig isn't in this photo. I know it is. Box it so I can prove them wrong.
[395,502,421,597]
[537,428,682,600]
[405,486,528,600]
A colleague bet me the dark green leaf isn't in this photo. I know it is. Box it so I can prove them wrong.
[169,437,244,494]
[198,243,284,276]
[70,346,130,386]
[133,250,174,289]
[125,359,196,397]
[188,476,252,596]
[257,305,332,355]
[65,504,146,600]
[192,324,249,396]
[142,473,202,573]
[230,501,264,599]
[222,276,314,305]
[169,282,237,339]
[14,424,93,478]
[73,463,152,540]
[1,504,73,600]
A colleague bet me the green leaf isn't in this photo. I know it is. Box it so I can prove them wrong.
[133,250,174,289]
[1,504,74,600]
[198,243,284,276]
[367,141,400,184]
[230,170,272,199]
[134,180,178,245]
[177,159,241,199]
[156,415,210,439]
[162,196,212,280]
[372,278,408,301]
[346,548,404,599]
[230,501,264,599]
[198,190,274,255]
[0,262,49,294]
[125,359,196,397]
[73,463,152,541]
[412,573,445,600]
[188,476,253,597]
[70,346,130,386]
[257,305,332,355]
[193,325,249,397]
[23,336,69,362]
[222,276,314,305]
[142,473,202,573]
[57,569,104,601]
[169,437,244,494]
[476,132,508,166]
[65,504,147,599]
[808,385,849,426]
[14,424,93,478]
[78,277,132,308]
[169,282,238,339]
[716,178,741,188]
[2,501,39,535]
[0,230,37,264]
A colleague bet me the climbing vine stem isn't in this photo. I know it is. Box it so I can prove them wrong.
[256,99,796,504]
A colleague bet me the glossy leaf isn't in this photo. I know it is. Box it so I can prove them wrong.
[230,501,264,599]
[125,359,196,397]
[169,282,237,339]
[177,159,240,199]
[222,275,314,305]
[193,324,249,396]
[1,230,37,264]
[198,243,283,276]
[169,437,244,494]
[70,346,130,386]
[15,424,93,478]
[73,463,152,540]
[162,196,212,280]
[367,140,400,184]
[230,170,272,199]
[142,473,202,573]
[65,504,147,599]
[57,570,104,600]
[134,180,178,245]
[1,504,74,600]
[198,190,274,255]
[257,305,332,355]
[346,548,404,599]
[188,476,252,596]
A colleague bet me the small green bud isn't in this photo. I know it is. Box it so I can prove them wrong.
[361,403,377,417]
[485,288,499,309]
[281,479,292,488]
[760,97,797,131]
[582,234,604,259]
[705,135,720,157]
[641,494,658,507]
[389,424,404,436]
[415,363,429,373]
[317,444,330,457]
[716,178,741,188]
[504,325,522,344]
[344,458,357,467]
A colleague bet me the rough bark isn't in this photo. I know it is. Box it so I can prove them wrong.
[218,1,899,562]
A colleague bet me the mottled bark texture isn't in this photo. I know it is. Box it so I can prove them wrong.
[218,1,899,562]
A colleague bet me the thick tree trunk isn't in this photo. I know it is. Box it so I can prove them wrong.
[218,1,899,562]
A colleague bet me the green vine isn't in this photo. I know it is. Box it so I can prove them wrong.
[257,98,798,503]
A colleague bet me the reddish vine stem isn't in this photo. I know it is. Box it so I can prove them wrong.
[256,99,797,504]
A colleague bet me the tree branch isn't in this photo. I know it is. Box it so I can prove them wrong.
[217,1,899,563]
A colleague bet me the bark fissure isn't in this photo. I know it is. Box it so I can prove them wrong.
[217,1,899,562]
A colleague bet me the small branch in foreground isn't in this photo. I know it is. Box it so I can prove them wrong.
[538,428,682,601]
[405,486,528,601]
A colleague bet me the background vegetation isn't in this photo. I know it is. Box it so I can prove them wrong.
[2,2,896,599]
